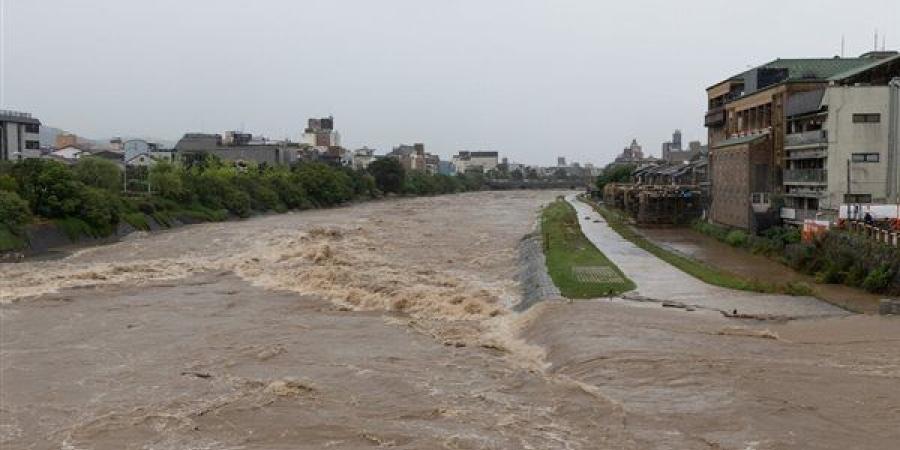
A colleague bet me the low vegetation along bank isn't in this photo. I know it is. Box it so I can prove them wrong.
[693,221,900,296]
[581,197,815,297]
[541,197,635,298]
[0,157,485,254]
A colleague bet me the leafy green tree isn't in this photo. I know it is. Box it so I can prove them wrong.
[0,190,32,230]
[596,164,636,191]
[294,162,353,206]
[368,157,405,194]
[74,157,122,192]
[11,159,84,218]
[149,162,188,201]
[77,187,122,233]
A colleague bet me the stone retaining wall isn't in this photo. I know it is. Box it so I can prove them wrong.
[514,231,562,312]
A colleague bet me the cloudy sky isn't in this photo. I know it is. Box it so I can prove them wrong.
[1,0,897,165]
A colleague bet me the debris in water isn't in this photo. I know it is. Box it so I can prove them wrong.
[181,371,213,379]
[265,377,316,397]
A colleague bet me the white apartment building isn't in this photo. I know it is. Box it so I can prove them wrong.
[0,110,41,161]
[782,62,900,223]
[451,151,499,173]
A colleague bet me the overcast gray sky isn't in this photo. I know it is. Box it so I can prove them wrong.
[1,0,897,165]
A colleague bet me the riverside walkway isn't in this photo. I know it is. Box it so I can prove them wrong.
[566,195,846,317]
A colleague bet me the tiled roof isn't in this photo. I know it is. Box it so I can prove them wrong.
[759,58,873,80]
[827,54,900,81]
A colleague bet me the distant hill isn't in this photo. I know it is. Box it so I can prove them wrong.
[40,126,176,149]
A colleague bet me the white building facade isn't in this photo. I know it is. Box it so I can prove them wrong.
[0,110,41,161]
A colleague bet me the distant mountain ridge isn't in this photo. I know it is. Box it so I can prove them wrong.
[39,126,176,149]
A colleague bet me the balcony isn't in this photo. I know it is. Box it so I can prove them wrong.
[704,106,725,127]
[784,129,827,148]
[785,148,826,160]
[784,169,827,184]
[781,208,824,222]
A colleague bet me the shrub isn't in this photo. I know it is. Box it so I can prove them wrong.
[783,281,814,296]
[368,158,405,194]
[149,162,188,202]
[0,190,32,230]
[294,162,353,206]
[77,186,123,235]
[862,265,894,292]
[725,230,749,247]
[123,212,150,231]
[0,174,18,192]
[73,157,122,192]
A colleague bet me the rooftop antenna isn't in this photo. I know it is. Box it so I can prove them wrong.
[841,34,845,57]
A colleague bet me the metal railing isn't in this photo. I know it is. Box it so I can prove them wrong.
[784,168,827,183]
[847,221,900,248]
[785,129,827,147]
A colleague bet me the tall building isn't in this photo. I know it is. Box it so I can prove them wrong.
[0,110,41,161]
[302,116,340,148]
[671,129,682,150]
[557,156,567,167]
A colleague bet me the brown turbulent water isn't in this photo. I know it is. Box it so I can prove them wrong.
[1,191,898,449]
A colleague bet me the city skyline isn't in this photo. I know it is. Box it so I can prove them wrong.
[1,0,897,166]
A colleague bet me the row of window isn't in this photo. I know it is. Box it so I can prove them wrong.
[852,113,880,123]
[844,194,873,204]
[851,152,880,163]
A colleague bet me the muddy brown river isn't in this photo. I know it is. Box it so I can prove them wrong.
[1,191,898,449]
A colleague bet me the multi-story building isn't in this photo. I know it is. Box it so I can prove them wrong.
[661,130,701,163]
[351,147,377,170]
[451,151,499,173]
[176,132,297,165]
[390,143,428,172]
[704,51,899,230]
[0,110,41,161]
[609,139,658,168]
[302,116,340,148]
[781,55,900,223]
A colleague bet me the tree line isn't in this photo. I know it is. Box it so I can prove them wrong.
[0,156,483,251]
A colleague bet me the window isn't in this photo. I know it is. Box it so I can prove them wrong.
[24,123,40,133]
[751,192,770,204]
[851,153,880,163]
[852,113,881,123]
[25,140,40,149]
[844,194,872,204]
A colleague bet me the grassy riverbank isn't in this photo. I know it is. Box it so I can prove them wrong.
[580,197,814,296]
[542,198,635,298]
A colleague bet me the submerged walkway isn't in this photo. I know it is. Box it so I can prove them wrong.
[566,195,846,317]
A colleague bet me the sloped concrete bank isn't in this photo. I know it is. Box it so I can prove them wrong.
[514,229,562,312]
[1,214,194,262]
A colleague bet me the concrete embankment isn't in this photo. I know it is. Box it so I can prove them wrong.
[514,230,562,311]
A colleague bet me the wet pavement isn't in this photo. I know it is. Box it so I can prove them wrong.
[567,195,847,318]
[2,191,898,450]
[636,226,885,313]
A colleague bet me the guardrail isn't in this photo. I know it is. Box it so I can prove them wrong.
[847,221,900,247]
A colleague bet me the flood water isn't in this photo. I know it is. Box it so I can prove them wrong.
[637,227,884,313]
[1,191,898,449]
